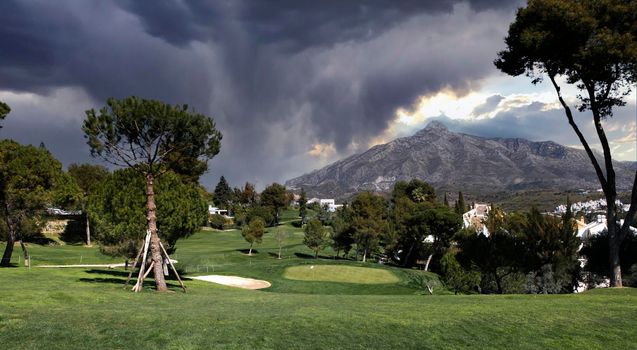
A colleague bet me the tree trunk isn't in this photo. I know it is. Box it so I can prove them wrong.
[608,201,623,287]
[315,250,318,259]
[403,238,419,267]
[145,173,167,292]
[362,247,367,263]
[19,240,29,267]
[85,212,91,246]
[1,209,16,267]
[278,245,282,259]
[494,272,503,294]
[1,232,14,267]
[424,254,433,272]
[549,75,625,288]
[249,243,253,256]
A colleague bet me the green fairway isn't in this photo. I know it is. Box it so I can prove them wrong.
[284,265,401,284]
[1,227,636,349]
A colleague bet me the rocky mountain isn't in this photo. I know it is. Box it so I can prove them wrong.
[285,121,635,199]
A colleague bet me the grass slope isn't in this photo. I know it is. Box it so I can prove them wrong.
[0,267,635,349]
[1,216,637,349]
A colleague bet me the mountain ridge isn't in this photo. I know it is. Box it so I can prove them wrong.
[285,121,635,199]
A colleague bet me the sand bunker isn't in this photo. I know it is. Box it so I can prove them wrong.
[191,275,271,289]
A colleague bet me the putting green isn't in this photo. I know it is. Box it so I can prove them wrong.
[283,265,400,284]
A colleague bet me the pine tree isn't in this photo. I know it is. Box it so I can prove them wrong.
[456,192,466,215]
[299,188,307,222]
[214,176,233,210]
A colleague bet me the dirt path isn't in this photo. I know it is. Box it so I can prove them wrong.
[190,275,271,289]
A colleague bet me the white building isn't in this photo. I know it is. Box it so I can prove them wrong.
[576,215,608,240]
[462,203,491,236]
[306,198,343,212]
[319,199,343,212]
[208,205,228,216]
[307,198,320,205]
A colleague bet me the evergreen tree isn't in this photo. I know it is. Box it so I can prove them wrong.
[89,169,207,257]
[83,96,222,291]
[304,218,328,259]
[213,176,233,210]
[299,188,307,222]
[0,140,77,266]
[260,183,287,224]
[68,163,110,246]
[455,192,466,215]
[0,101,10,129]
[495,0,637,287]
[351,192,388,262]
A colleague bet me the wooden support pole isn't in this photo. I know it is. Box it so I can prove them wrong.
[133,232,152,292]
[124,242,145,288]
[133,261,155,292]
[159,242,186,293]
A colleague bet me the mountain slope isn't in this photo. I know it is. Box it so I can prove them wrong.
[285,121,635,199]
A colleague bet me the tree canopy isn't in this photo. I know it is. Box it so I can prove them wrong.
[88,169,207,258]
[83,96,222,176]
[0,140,74,266]
[242,217,265,256]
[304,218,329,259]
[0,101,10,128]
[495,0,637,287]
[260,183,288,224]
[351,192,388,262]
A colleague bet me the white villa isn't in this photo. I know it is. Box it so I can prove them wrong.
[307,198,343,212]
[208,205,228,216]
[462,203,491,236]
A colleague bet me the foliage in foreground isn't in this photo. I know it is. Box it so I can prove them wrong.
[88,169,207,258]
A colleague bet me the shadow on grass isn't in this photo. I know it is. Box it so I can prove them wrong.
[59,219,86,244]
[236,249,259,255]
[79,269,186,289]
[0,263,20,268]
[294,252,339,260]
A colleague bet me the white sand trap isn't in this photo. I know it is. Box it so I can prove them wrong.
[191,275,271,289]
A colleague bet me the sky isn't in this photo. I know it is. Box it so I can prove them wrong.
[0,0,635,191]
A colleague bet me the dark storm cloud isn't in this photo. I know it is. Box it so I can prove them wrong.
[0,0,524,189]
[471,94,504,117]
[431,101,637,154]
[119,0,520,49]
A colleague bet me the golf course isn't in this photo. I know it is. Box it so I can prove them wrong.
[1,210,636,350]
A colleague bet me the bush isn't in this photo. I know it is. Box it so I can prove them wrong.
[209,214,226,230]
[581,231,637,287]
[440,252,481,294]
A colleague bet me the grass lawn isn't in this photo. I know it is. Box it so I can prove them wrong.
[1,222,637,349]
[284,265,401,284]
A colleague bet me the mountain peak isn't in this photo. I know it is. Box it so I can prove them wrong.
[285,123,635,200]
[415,120,449,136]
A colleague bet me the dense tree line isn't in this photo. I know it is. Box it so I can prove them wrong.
[295,180,636,294]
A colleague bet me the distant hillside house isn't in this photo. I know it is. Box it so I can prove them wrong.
[308,198,343,212]
[208,205,228,216]
[462,203,491,236]
[576,215,637,240]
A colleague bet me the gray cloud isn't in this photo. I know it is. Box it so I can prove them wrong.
[471,94,504,117]
[0,0,524,190]
[430,101,637,164]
